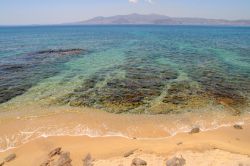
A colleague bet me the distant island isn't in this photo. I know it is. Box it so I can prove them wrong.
[69,13,250,26]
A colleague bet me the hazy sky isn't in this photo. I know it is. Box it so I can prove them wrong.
[1,0,250,25]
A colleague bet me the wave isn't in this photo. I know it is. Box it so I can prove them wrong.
[0,120,247,152]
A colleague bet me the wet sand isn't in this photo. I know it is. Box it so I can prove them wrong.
[0,105,250,165]
[0,124,250,165]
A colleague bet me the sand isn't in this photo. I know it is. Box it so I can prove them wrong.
[0,105,250,165]
[0,123,250,165]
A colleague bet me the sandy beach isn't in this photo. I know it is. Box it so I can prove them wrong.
[0,123,250,165]
[0,105,250,165]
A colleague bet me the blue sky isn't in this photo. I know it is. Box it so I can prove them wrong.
[1,0,250,25]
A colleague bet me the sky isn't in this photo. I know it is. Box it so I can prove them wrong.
[1,0,250,25]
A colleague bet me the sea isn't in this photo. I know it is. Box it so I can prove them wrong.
[0,25,250,151]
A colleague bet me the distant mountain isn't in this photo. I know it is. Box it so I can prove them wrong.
[70,13,250,26]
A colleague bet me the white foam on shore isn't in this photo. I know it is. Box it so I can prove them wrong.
[136,120,246,141]
[0,124,130,152]
[0,120,247,152]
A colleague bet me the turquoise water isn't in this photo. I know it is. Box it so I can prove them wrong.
[0,25,250,113]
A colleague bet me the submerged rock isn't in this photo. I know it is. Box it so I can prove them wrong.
[233,124,243,130]
[0,48,86,104]
[189,64,249,110]
[4,153,16,162]
[1,64,25,71]
[35,49,85,56]
[60,63,179,113]
[131,158,147,166]
[56,48,182,114]
[189,127,200,134]
[166,156,186,166]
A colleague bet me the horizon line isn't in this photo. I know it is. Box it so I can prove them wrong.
[1,13,250,26]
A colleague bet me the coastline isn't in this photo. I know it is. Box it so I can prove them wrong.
[0,105,250,165]
[0,123,250,165]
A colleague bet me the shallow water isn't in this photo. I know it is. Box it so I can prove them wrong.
[0,25,249,114]
[0,25,250,151]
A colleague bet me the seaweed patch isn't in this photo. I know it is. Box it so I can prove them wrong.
[0,48,86,103]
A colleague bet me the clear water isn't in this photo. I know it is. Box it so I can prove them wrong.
[0,25,250,114]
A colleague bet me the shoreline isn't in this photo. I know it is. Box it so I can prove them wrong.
[0,105,249,151]
[0,105,250,165]
[0,123,250,165]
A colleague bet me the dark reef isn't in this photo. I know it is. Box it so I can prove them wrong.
[57,47,249,114]
[0,48,86,104]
